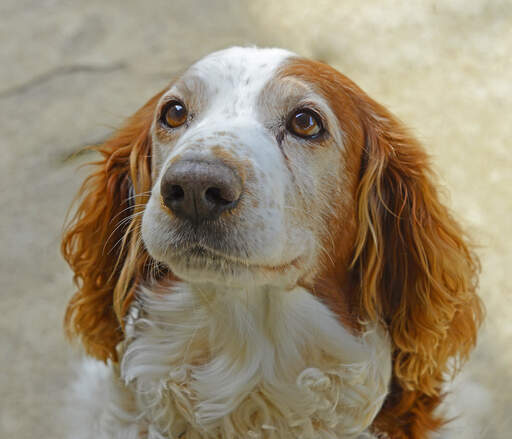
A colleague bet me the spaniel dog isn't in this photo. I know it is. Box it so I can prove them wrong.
[63,47,483,439]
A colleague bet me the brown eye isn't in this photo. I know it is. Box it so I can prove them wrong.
[162,101,188,128]
[288,109,323,138]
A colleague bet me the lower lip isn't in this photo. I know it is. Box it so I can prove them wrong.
[171,245,301,273]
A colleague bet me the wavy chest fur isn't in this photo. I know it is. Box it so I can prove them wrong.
[118,282,391,438]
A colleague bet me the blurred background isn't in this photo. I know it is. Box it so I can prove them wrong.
[1,0,510,438]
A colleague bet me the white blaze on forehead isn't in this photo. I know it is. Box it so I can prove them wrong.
[184,46,295,115]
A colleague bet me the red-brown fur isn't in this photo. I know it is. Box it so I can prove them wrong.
[62,89,170,362]
[282,59,483,438]
[62,58,483,438]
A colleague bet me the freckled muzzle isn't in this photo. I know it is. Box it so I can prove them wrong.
[160,159,243,224]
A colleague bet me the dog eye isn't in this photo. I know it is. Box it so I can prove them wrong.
[161,101,188,128]
[287,109,323,138]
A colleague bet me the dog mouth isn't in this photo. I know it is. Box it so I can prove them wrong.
[167,243,301,274]
[180,244,248,261]
[143,203,306,281]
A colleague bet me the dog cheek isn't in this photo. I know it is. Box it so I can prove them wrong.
[141,198,169,262]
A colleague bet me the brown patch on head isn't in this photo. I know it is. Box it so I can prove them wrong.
[280,58,367,331]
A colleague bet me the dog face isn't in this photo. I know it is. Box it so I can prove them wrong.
[142,47,353,287]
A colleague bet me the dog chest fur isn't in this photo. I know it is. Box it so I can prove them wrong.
[99,282,392,438]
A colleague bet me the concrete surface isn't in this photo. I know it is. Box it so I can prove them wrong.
[1,1,510,438]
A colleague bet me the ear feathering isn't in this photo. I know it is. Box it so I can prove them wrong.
[62,90,168,362]
[353,101,484,392]
[353,100,484,437]
[282,58,483,439]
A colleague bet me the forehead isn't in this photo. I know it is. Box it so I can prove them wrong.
[171,47,295,108]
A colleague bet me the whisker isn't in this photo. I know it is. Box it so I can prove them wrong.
[104,212,144,255]
[110,204,149,223]
[125,190,153,202]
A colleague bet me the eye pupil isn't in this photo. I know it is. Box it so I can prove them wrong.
[170,104,184,119]
[295,112,314,130]
[163,101,188,128]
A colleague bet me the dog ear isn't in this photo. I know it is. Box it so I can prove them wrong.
[352,97,484,435]
[277,57,483,437]
[62,90,166,362]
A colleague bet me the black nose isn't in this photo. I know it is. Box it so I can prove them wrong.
[160,159,242,223]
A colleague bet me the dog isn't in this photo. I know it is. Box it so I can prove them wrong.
[62,46,483,439]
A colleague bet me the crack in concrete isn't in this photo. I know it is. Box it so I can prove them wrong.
[0,62,127,98]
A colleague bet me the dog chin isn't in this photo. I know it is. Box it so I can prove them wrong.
[159,246,301,288]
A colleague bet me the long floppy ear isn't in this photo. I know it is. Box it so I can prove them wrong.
[62,90,167,362]
[352,99,484,436]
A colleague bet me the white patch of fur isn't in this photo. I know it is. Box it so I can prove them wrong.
[65,358,142,439]
[115,282,392,438]
[433,369,494,439]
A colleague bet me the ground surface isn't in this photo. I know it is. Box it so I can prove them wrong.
[1,1,510,438]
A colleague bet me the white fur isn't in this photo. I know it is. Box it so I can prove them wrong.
[65,358,141,439]
[433,369,494,439]
[70,282,391,438]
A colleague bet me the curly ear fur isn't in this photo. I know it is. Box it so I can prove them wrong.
[62,90,167,362]
[281,58,483,438]
[351,98,484,437]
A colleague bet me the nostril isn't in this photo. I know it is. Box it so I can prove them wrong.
[161,160,242,220]
[205,187,231,206]
[169,185,185,201]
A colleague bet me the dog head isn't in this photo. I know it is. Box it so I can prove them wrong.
[63,47,483,437]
